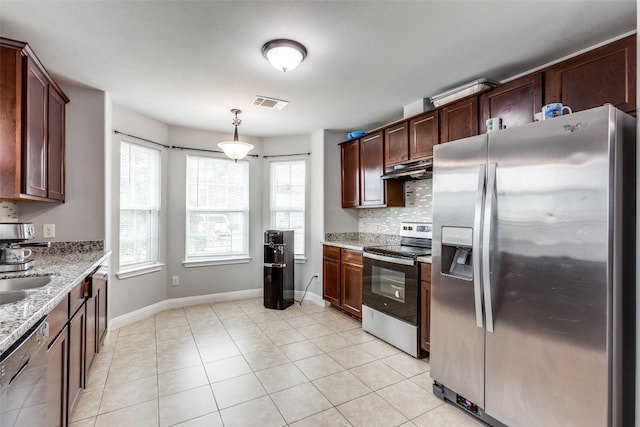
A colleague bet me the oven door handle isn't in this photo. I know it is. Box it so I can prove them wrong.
[363,252,415,266]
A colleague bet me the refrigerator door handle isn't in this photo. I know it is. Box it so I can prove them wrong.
[472,164,486,329]
[483,162,497,333]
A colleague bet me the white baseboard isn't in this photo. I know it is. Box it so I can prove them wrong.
[109,289,324,331]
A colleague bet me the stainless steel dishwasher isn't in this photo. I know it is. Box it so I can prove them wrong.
[0,317,49,427]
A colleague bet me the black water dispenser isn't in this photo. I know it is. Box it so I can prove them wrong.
[263,230,294,309]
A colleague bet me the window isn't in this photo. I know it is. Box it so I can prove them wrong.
[186,155,249,259]
[270,160,305,257]
[119,141,161,268]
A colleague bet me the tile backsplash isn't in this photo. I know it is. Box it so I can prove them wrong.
[0,202,19,222]
[358,179,432,234]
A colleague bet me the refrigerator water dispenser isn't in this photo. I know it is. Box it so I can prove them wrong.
[441,226,473,280]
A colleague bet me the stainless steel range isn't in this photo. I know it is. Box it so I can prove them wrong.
[362,222,432,357]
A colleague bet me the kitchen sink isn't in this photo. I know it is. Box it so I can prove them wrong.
[0,275,53,293]
[0,290,34,305]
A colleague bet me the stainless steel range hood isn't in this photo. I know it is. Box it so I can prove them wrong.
[381,158,433,180]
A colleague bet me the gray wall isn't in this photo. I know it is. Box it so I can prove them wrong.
[107,106,333,317]
[323,131,358,233]
[110,105,170,318]
[20,85,106,242]
[165,126,263,300]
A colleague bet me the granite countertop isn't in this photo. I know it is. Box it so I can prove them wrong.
[417,255,432,264]
[323,232,401,252]
[0,242,110,353]
[323,233,432,263]
[322,240,370,251]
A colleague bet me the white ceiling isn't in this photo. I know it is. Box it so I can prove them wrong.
[0,1,636,138]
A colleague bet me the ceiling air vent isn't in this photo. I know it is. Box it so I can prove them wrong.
[252,95,289,110]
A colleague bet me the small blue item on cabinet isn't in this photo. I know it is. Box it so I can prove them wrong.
[347,131,366,140]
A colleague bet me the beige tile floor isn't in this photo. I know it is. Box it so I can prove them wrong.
[70,298,482,427]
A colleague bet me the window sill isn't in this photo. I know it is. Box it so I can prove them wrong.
[183,256,252,268]
[116,263,164,279]
[295,257,307,264]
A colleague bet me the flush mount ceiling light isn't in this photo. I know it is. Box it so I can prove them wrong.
[262,39,307,72]
[217,109,254,161]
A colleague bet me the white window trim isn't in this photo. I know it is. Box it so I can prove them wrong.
[118,139,162,270]
[116,262,165,279]
[182,256,252,268]
[268,157,307,257]
[185,154,251,260]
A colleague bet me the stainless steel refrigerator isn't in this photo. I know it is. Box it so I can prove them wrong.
[430,105,636,427]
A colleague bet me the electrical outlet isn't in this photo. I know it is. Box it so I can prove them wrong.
[171,276,180,286]
[43,224,55,238]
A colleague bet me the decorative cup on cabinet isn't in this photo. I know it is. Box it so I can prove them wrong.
[486,117,504,132]
[2,248,32,263]
[542,103,572,120]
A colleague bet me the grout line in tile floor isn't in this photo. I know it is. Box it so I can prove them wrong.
[69,297,482,427]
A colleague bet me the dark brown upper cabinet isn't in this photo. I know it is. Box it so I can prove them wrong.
[409,110,439,160]
[440,96,479,143]
[480,73,543,133]
[544,35,636,115]
[340,131,404,208]
[0,37,69,202]
[384,121,409,166]
[359,131,387,207]
[340,139,360,208]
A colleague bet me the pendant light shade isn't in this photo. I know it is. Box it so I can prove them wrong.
[218,109,254,161]
[262,39,307,72]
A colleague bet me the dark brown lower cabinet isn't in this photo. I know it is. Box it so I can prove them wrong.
[68,303,86,419]
[322,245,363,320]
[420,263,432,352]
[322,246,341,307]
[47,296,69,427]
[85,294,97,375]
[85,271,108,377]
[341,250,363,319]
[47,327,68,427]
[45,269,109,427]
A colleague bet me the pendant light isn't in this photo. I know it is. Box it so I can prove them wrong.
[262,39,307,72]
[217,109,254,161]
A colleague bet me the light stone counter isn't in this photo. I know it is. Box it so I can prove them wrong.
[0,241,110,353]
[323,232,400,252]
[324,233,433,264]
[322,240,369,251]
